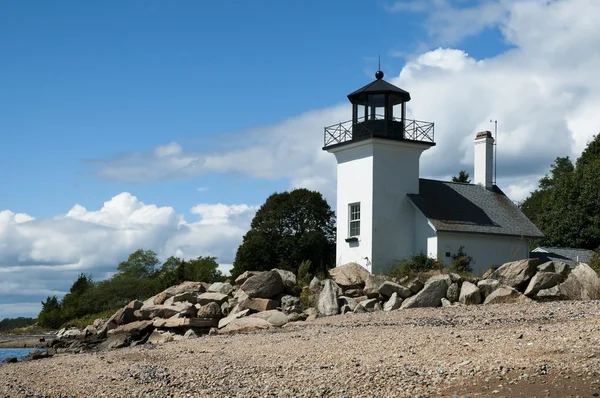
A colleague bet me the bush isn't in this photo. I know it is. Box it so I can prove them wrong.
[387,252,442,280]
[297,260,312,287]
[448,246,474,275]
[590,248,600,275]
[61,308,118,329]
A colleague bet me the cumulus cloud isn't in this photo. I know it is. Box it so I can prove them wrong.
[0,193,257,318]
[88,0,600,205]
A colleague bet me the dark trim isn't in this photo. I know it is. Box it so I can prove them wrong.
[436,230,544,239]
[345,237,359,243]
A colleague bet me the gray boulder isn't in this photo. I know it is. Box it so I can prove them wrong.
[337,296,358,312]
[407,279,425,294]
[328,262,371,288]
[240,270,284,299]
[196,292,229,306]
[249,310,289,327]
[446,283,460,303]
[218,309,251,329]
[383,292,402,311]
[401,274,451,309]
[280,295,302,314]
[378,281,412,299]
[207,282,234,296]
[238,298,278,312]
[235,271,262,286]
[536,262,600,300]
[134,305,180,321]
[477,279,500,299]
[524,272,565,297]
[459,281,481,305]
[358,298,378,311]
[196,302,223,318]
[363,274,386,298]
[488,259,539,291]
[273,269,297,294]
[317,279,339,316]
[441,298,452,308]
[484,286,532,305]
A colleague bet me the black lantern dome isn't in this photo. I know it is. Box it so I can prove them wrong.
[323,70,435,149]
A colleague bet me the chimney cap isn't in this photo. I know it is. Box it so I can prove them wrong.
[475,130,493,140]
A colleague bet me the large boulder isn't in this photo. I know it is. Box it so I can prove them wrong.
[218,309,251,329]
[383,292,402,311]
[536,262,600,300]
[280,295,302,314]
[537,261,570,277]
[459,281,481,305]
[239,270,284,299]
[484,286,532,304]
[378,281,412,299]
[107,320,154,337]
[477,279,500,300]
[235,271,262,286]
[196,292,229,306]
[328,262,371,288]
[446,283,460,303]
[238,298,278,312]
[196,302,223,318]
[488,259,539,291]
[273,269,298,294]
[337,296,358,312]
[108,300,143,326]
[363,275,387,298]
[317,279,339,316]
[207,282,234,296]
[524,272,565,297]
[218,317,272,334]
[248,310,289,327]
[134,305,181,321]
[401,274,451,309]
[152,281,206,305]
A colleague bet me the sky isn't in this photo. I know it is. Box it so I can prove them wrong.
[2,0,600,319]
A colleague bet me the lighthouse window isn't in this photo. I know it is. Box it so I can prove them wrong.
[349,203,361,237]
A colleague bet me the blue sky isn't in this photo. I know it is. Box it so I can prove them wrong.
[2,0,600,319]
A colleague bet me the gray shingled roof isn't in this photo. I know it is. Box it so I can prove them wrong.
[407,179,545,238]
[531,246,595,265]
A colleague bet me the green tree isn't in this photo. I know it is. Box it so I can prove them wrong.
[116,249,160,279]
[37,295,63,329]
[232,188,335,279]
[451,170,471,183]
[61,273,94,319]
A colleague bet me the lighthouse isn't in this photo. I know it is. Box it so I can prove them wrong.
[323,70,436,274]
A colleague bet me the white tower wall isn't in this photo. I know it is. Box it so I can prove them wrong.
[474,131,494,189]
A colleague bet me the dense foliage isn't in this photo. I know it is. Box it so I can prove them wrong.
[448,246,474,274]
[232,188,336,279]
[520,134,600,250]
[37,250,224,329]
[451,170,471,183]
[0,317,37,332]
[387,252,442,280]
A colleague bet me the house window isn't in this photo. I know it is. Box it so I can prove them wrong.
[349,203,361,237]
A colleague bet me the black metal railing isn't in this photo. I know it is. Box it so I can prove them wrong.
[323,116,435,147]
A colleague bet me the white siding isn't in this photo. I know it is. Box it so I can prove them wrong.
[414,207,437,257]
[436,232,531,276]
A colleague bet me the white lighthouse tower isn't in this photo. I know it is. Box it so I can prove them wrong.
[323,70,436,274]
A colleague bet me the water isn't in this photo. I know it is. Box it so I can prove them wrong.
[0,347,45,363]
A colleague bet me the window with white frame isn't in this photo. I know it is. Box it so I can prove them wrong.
[348,202,361,237]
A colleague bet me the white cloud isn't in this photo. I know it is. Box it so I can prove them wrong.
[0,193,257,318]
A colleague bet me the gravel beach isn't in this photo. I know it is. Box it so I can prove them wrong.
[2,300,600,398]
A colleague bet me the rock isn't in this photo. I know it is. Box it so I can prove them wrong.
[441,298,452,307]
[218,309,251,329]
[383,292,402,311]
[108,300,143,326]
[153,281,206,305]
[99,335,129,350]
[221,301,230,317]
[134,305,180,321]
[358,298,378,311]
[484,286,532,304]
[196,292,229,306]
[328,262,371,288]
[340,304,352,314]
[24,350,52,361]
[344,288,364,297]
[83,325,97,336]
[449,273,463,283]
[401,274,451,309]
[477,279,500,299]
[240,270,284,299]
[92,318,104,328]
[309,277,322,294]
[107,320,154,336]
[373,302,382,311]
[153,317,218,329]
[287,312,308,322]
[481,268,495,279]
[219,317,272,334]
[459,281,481,305]
[57,328,82,340]
[3,357,18,363]
[238,297,278,312]
[317,279,339,316]
[273,269,298,294]
[554,261,571,277]
[338,296,358,311]
[304,307,318,321]
[446,283,460,303]
[183,329,202,339]
[407,279,424,294]
[147,330,174,344]
[353,304,367,313]
[280,295,301,314]
[378,281,412,299]
[524,272,565,297]
[207,282,234,295]
[249,310,289,327]
[170,291,199,304]
[537,262,600,300]
[235,271,262,286]
[170,302,197,317]
[196,302,223,318]
[488,259,539,291]
[363,274,386,298]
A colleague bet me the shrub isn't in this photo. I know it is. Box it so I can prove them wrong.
[297,260,312,288]
[590,248,600,275]
[448,246,474,275]
[387,252,442,280]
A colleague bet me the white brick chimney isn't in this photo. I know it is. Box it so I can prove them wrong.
[474,130,494,190]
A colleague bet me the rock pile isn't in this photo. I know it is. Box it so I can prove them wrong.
[44,258,600,356]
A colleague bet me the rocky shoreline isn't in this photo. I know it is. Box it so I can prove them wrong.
[0,335,53,349]
[1,300,600,397]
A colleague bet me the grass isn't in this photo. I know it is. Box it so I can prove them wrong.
[60,308,119,329]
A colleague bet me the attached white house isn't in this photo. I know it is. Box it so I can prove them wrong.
[323,70,544,276]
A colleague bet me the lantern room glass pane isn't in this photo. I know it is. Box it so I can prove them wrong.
[367,94,385,107]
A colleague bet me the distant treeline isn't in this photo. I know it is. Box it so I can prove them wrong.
[0,317,37,332]
[37,249,225,329]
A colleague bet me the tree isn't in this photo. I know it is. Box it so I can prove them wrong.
[451,170,471,183]
[61,273,94,319]
[116,249,160,279]
[37,295,63,329]
[232,188,335,279]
